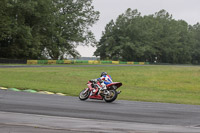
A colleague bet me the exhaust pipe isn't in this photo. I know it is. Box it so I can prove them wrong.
[117,90,121,94]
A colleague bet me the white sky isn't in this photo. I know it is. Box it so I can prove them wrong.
[76,0,200,57]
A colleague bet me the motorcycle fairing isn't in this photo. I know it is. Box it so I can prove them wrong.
[106,82,122,89]
[89,95,103,100]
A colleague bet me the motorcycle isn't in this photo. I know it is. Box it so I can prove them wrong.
[79,79,122,103]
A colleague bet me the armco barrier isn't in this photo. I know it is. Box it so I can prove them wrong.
[88,60,100,64]
[27,60,38,64]
[101,61,112,64]
[64,60,72,64]
[27,60,149,65]
[119,61,127,64]
[75,60,88,63]
[56,60,64,64]
[127,62,134,64]
[94,61,100,64]
[112,61,119,64]
[88,60,94,64]
[38,60,48,64]
[48,60,56,64]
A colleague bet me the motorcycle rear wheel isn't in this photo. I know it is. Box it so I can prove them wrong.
[79,89,90,100]
[104,90,118,103]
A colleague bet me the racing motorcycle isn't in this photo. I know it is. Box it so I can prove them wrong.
[79,79,122,103]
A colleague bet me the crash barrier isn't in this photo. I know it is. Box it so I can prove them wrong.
[27,60,149,65]
[0,58,149,65]
[27,60,38,64]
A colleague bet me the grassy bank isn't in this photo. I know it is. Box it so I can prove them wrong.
[0,65,200,105]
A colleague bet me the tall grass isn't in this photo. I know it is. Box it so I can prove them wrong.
[0,65,200,105]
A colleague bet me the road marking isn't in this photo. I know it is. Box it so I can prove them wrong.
[0,87,8,90]
[23,89,37,93]
[56,93,65,96]
[0,86,66,96]
[43,91,55,94]
[8,88,21,91]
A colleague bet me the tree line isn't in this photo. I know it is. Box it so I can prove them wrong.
[94,9,200,64]
[1,1,200,64]
[0,0,99,59]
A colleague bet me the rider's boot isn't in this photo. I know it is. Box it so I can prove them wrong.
[99,83,107,95]
[91,88,98,95]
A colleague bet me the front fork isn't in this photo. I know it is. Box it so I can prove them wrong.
[83,88,89,94]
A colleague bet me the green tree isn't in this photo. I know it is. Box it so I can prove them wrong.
[41,0,99,59]
[0,0,43,59]
[191,23,200,64]
[95,9,194,64]
[0,0,99,59]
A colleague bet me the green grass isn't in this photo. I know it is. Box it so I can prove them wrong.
[0,65,200,105]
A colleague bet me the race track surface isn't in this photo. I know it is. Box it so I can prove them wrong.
[0,90,200,133]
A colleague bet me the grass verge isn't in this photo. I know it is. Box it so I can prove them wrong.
[0,65,200,105]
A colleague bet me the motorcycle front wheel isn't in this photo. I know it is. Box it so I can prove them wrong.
[79,88,90,100]
[104,89,118,103]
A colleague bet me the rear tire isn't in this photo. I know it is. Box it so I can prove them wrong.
[104,90,118,103]
[79,89,90,101]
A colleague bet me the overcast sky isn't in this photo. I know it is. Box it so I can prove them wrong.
[76,0,200,57]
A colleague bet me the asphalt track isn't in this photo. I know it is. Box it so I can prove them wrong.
[0,89,200,133]
[1,64,200,133]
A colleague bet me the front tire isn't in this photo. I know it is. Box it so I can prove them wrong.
[104,90,118,103]
[79,89,90,101]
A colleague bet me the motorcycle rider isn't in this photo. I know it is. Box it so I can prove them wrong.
[90,72,113,94]
[98,72,113,90]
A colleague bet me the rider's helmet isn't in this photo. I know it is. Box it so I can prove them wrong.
[101,72,107,77]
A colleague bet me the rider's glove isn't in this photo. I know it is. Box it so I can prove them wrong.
[97,78,103,83]
[90,79,97,82]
